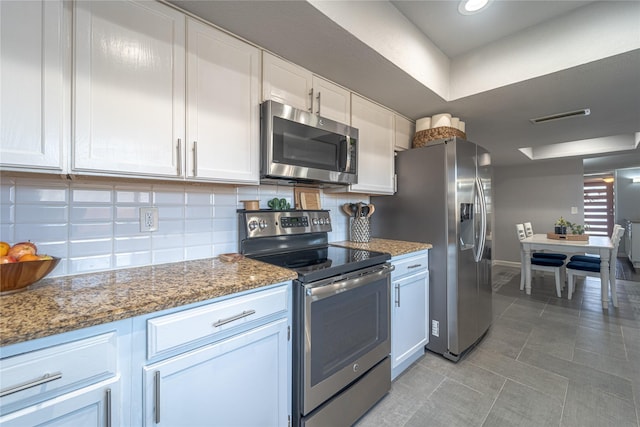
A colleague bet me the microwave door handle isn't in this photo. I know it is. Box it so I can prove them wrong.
[340,137,350,172]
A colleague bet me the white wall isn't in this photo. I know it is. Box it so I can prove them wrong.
[493,158,584,264]
[0,175,367,278]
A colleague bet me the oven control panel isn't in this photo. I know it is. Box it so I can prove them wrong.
[239,210,331,239]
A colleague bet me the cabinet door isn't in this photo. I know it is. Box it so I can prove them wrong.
[73,0,185,177]
[311,76,350,124]
[392,270,428,372]
[185,19,260,183]
[0,0,65,171]
[394,114,415,151]
[0,379,119,427]
[143,319,289,427]
[262,52,312,112]
[350,94,395,194]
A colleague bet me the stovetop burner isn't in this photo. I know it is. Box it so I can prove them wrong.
[251,245,390,283]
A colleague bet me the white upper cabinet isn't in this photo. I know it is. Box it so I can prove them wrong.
[73,0,185,177]
[0,0,66,172]
[311,75,351,124]
[262,52,313,112]
[348,94,395,195]
[262,53,350,123]
[394,114,415,151]
[185,19,260,183]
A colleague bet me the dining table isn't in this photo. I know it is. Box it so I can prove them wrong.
[520,234,614,309]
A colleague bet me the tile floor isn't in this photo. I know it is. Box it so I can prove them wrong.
[357,265,640,427]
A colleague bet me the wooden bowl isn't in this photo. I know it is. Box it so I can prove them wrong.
[0,257,61,295]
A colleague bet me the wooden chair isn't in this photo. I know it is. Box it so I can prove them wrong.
[516,223,566,297]
[567,228,624,306]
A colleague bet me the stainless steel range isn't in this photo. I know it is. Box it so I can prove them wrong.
[239,209,392,427]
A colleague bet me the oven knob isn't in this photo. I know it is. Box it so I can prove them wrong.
[248,220,258,231]
[259,220,268,229]
[353,363,359,373]
[312,218,319,225]
[325,217,330,224]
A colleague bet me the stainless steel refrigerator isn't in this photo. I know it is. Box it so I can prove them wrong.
[371,137,492,362]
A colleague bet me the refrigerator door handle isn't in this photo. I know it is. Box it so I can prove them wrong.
[474,177,487,263]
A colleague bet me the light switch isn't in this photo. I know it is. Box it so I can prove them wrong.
[571,207,578,214]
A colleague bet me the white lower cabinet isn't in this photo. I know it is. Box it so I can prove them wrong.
[0,324,129,427]
[0,379,119,427]
[390,250,429,380]
[143,318,288,426]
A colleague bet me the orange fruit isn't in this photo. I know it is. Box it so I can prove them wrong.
[0,242,9,257]
[18,254,40,262]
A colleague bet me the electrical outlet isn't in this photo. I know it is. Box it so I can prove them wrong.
[140,207,159,232]
[431,319,439,337]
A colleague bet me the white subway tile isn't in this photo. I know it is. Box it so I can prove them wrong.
[70,206,113,222]
[114,235,151,253]
[16,186,68,204]
[184,231,213,247]
[0,204,15,224]
[68,255,112,274]
[114,251,152,268]
[213,192,237,207]
[158,205,184,219]
[114,221,140,237]
[115,187,151,204]
[185,245,213,260]
[186,191,213,205]
[70,239,113,257]
[70,222,112,240]
[152,248,184,264]
[0,181,15,203]
[185,205,213,219]
[151,233,185,250]
[0,224,15,243]
[115,206,138,221]
[71,188,112,203]
[157,219,184,234]
[185,218,213,234]
[15,205,67,223]
[16,223,68,242]
[213,242,237,256]
[153,190,185,205]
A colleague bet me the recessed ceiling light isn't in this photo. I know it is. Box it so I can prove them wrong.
[458,0,491,15]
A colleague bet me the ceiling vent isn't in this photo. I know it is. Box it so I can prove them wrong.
[529,109,590,124]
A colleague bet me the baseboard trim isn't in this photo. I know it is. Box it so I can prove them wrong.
[493,260,520,268]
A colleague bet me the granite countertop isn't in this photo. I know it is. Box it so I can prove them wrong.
[0,257,297,347]
[331,238,432,257]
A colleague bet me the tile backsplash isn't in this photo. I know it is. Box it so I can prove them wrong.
[0,176,368,278]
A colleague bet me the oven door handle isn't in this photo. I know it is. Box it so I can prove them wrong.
[307,263,394,300]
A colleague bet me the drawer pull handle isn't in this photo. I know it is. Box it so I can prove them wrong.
[407,264,423,269]
[0,371,63,397]
[212,309,256,328]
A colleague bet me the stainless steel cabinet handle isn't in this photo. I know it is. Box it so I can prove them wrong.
[106,388,112,427]
[193,141,198,177]
[0,372,63,397]
[154,371,161,424]
[407,264,423,269]
[316,91,321,116]
[176,139,182,176]
[395,283,400,307]
[212,309,256,328]
[308,88,313,112]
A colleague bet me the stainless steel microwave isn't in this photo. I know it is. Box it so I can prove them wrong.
[261,100,358,185]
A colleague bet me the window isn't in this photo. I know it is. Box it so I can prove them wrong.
[583,177,614,236]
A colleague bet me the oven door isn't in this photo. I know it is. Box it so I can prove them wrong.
[302,263,392,415]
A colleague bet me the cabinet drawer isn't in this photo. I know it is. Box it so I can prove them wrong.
[392,252,429,278]
[147,285,288,359]
[0,332,117,414]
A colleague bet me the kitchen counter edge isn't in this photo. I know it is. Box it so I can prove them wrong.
[0,257,297,347]
[330,238,432,257]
